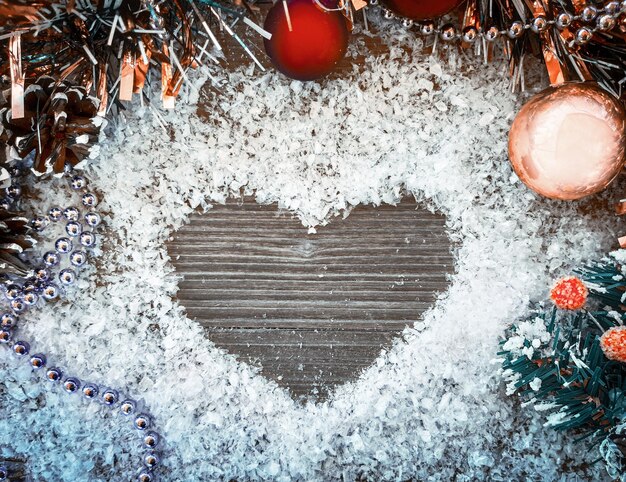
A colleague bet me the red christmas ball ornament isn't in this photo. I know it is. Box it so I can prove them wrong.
[263,0,350,81]
[550,276,588,310]
[379,0,465,20]
[600,326,626,363]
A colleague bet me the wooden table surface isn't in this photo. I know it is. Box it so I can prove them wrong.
[168,198,453,400]
[175,7,456,401]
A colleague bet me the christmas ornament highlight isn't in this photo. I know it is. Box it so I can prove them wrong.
[508,82,626,201]
[263,0,350,81]
[379,0,465,20]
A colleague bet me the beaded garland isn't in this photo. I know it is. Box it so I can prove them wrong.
[0,173,162,482]
[373,0,626,47]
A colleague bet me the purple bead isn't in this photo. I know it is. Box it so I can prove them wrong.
[70,251,87,267]
[79,231,96,247]
[0,313,16,329]
[12,341,29,356]
[70,175,87,190]
[102,389,118,405]
[66,222,82,237]
[42,284,59,300]
[84,212,101,227]
[48,207,63,221]
[143,432,159,449]
[59,269,76,285]
[81,193,98,207]
[82,383,99,399]
[5,284,21,300]
[30,354,46,369]
[134,414,150,431]
[63,377,81,393]
[55,237,73,254]
[43,251,60,267]
[120,400,136,416]
[46,367,63,382]
[63,207,80,221]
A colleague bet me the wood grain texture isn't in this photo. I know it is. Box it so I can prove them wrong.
[168,198,453,400]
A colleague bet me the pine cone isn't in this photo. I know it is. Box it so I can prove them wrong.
[0,208,33,278]
[0,76,102,175]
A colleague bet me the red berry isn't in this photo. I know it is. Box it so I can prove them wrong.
[600,326,626,363]
[550,276,588,310]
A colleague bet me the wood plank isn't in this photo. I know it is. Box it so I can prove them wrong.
[168,197,453,400]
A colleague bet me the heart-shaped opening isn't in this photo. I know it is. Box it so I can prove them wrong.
[168,196,453,400]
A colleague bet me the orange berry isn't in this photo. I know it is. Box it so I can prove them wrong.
[600,326,626,363]
[550,276,588,310]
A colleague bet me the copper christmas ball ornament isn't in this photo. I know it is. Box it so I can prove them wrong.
[508,82,626,200]
[379,0,465,20]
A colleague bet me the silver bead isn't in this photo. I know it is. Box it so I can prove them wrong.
[0,199,11,211]
[82,383,99,399]
[46,367,63,382]
[575,26,593,44]
[35,268,50,281]
[5,284,21,300]
[12,340,28,356]
[138,473,153,482]
[134,414,150,431]
[507,21,525,38]
[581,5,597,22]
[0,330,11,344]
[59,269,76,285]
[63,207,80,221]
[30,354,46,369]
[440,24,456,41]
[462,26,478,43]
[66,221,82,237]
[55,237,73,254]
[48,207,63,222]
[597,14,616,31]
[0,465,7,480]
[43,251,60,266]
[144,453,159,469]
[80,232,96,247]
[622,0,626,13]
[143,432,159,449]
[402,18,413,28]
[70,175,87,190]
[383,9,394,19]
[10,299,25,313]
[42,284,59,300]
[484,26,500,42]
[102,389,118,405]
[605,1,620,14]
[555,12,573,29]
[82,193,98,208]
[22,292,38,306]
[70,251,88,267]
[368,0,378,4]
[530,16,548,33]
[420,22,436,36]
[0,313,16,329]
[63,377,81,393]
[30,216,50,231]
[84,212,101,227]
[120,400,136,416]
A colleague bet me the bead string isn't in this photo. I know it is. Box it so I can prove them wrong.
[0,174,161,482]
[371,0,626,46]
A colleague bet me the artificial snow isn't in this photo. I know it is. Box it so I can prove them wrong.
[1,19,624,482]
